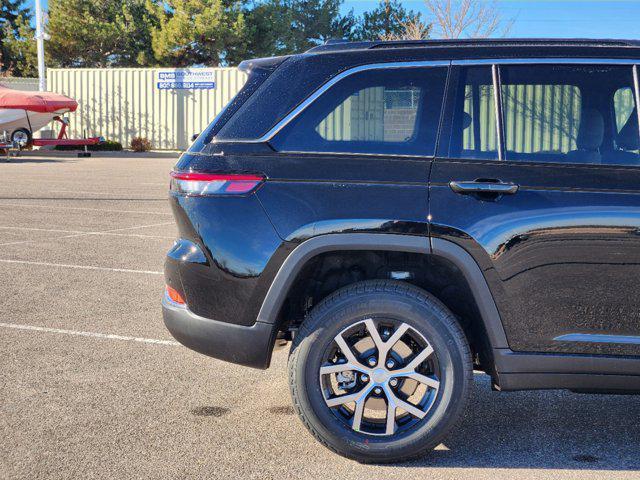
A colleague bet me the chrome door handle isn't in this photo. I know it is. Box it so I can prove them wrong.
[449,181,519,195]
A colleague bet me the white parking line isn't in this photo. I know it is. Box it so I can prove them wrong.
[60,221,175,240]
[0,322,179,346]
[50,189,166,199]
[0,203,171,215]
[0,259,163,275]
[0,226,87,234]
[0,225,176,240]
[0,240,33,247]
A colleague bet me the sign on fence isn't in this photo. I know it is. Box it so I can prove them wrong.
[157,69,217,90]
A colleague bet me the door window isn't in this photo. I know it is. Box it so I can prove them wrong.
[449,67,499,160]
[271,67,448,156]
[499,65,639,165]
[501,83,581,158]
[613,86,640,156]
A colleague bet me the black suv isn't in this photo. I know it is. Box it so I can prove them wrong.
[163,39,640,463]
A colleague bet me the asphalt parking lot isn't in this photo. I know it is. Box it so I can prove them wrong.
[1,152,639,479]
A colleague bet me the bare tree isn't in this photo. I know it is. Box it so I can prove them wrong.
[378,15,432,41]
[424,0,513,39]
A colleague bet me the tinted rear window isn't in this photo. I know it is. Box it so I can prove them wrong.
[271,66,448,156]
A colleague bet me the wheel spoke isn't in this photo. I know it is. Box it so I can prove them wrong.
[406,372,440,390]
[363,318,384,352]
[333,333,368,372]
[325,384,372,408]
[405,344,434,371]
[386,388,426,419]
[325,390,361,408]
[352,395,366,432]
[363,319,411,365]
[385,398,396,435]
[320,362,368,376]
[381,323,409,358]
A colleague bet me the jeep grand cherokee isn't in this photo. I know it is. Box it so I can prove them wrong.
[163,39,640,463]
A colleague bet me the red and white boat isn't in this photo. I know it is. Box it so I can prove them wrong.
[0,85,101,149]
[0,85,78,145]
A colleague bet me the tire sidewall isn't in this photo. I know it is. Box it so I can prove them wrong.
[291,287,470,462]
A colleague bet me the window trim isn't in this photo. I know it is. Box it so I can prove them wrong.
[231,60,450,150]
[227,57,640,163]
[454,58,640,163]
[492,64,506,160]
[452,58,639,66]
[634,65,640,151]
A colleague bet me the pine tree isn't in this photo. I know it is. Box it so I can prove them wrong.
[149,0,248,67]
[353,0,428,41]
[47,0,161,68]
[0,0,31,74]
[239,0,357,61]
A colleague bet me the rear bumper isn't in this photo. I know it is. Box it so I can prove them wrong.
[162,294,277,369]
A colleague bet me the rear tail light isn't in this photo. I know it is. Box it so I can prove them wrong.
[165,285,186,305]
[170,171,265,196]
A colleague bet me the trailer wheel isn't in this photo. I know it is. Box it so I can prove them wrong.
[12,129,32,148]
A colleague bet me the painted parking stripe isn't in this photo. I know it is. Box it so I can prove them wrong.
[0,226,174,241]
[0,322,179,346]
[0,222,175,247]
[0,259,163,275]
[50,189,166,199]
[0,240,33,247]
[60,221,175,239]
[0,202,171,215]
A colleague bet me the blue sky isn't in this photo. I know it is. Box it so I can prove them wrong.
[25,0,640,40]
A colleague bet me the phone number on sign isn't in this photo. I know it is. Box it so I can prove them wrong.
[156,82,216,90]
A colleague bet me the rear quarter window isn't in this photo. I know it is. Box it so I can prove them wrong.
[271,66,448,157]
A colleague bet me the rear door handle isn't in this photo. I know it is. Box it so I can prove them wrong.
[449,181,519,195]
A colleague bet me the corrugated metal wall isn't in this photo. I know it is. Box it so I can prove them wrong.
[502,84,582,153]
[1,77,39,91]
[317,87,412,142]
[47,68,247,150]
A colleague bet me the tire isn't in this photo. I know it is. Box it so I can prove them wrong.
[11,129,32,148]
[288,280,472,463]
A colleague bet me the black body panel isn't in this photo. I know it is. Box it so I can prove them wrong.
[166,191,290,326]
[430,158,640,356]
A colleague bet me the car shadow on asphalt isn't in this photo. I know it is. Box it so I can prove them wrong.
[403,373,640,470]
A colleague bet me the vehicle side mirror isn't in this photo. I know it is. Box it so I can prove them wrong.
[191,133,200,142]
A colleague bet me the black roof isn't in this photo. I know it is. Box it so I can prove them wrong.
[307,38,640,54]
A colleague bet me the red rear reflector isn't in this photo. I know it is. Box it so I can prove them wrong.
[166,285,186,305]
[170,171,264,196]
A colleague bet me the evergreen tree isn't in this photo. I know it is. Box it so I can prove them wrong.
[240,0,357,61]
[0,0,31,74]
[149,0,248,67]
[1,0,437,73]
[353,0,427,41]
[47,0,161,68]
[2,14,37,76]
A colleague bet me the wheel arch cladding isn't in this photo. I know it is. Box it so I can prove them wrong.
[258,233,509,351]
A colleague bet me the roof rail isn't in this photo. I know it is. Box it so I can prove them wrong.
[306,38,640,53]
